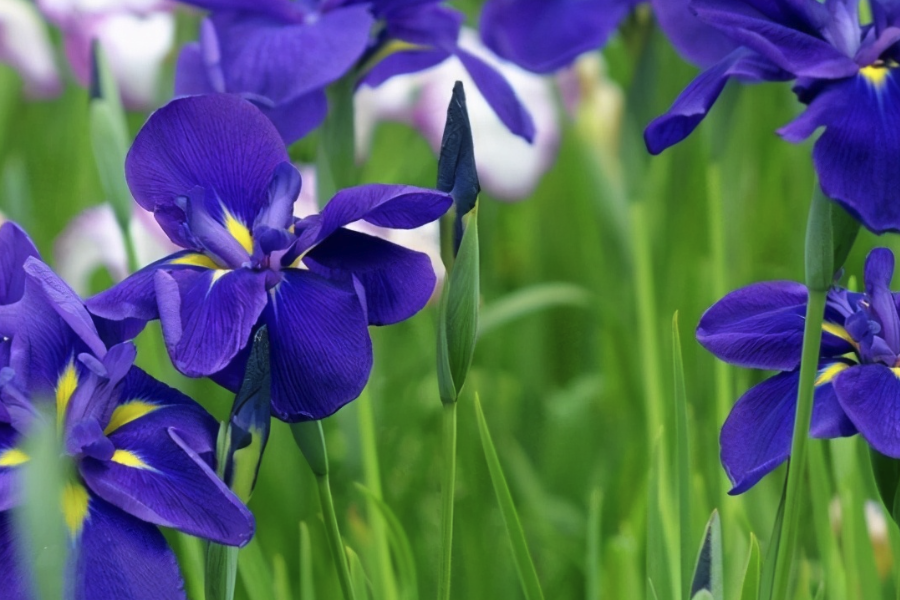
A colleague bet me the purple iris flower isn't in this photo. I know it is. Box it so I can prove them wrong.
[0,232,253,599]
[0,222,40,370]
[175,0,534,144]
[478,0,738,74]
[646,0,900,233]
[87,94,452,422]
[699,247,900,494]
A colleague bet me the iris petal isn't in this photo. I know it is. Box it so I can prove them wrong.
[0,512,30,600]
[833,364,900,457]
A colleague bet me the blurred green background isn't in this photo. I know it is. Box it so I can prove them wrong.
[3,3,900,599]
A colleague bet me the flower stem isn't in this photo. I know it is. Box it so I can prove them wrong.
[316,472,357,600]
[438,401,458,600]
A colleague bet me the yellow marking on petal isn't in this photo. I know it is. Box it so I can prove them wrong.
[892,368,900,380]
[61,482,90,537]
[104,401,160,435]
[171,253,220,269]
[0,448,28,467]
[211,269,229,285]
[861,64,891,86]
[815,362,850,386]
[822,322,857,347]
[358,39,428,76]
[224,212,253,254]
[56,360,78,432]
[111,449,152,470]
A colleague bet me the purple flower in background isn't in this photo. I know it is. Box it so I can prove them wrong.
[87,94,452,422]
[0,234,253,599]
[174,0,534,144]
[478,0,738,74]
[698,248,900,493]
[645,0,900,233]
[0,222,40,369]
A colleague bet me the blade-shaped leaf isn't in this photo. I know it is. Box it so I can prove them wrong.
[238,538,276,600]
[300,522,316,600]
[355,484,418,600]
[673,312,692,599]
[474,393,545,600]
[647,431,674,600]
[348,547,371,600]
[478,283,590,337]
[740,535,760,600]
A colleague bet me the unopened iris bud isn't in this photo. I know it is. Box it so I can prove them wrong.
[217,327,272,503]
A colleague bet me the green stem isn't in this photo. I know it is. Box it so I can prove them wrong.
[438,402,458,600]
[317,472,357,600]
[770,288,826,599]
[123,226,140,275]
[205,542,239,600]
[358,389,399,600]
[630,201,664,443]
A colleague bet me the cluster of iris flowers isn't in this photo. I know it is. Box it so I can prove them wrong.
[4,0,900,597]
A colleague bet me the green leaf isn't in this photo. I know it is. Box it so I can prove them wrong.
[88,44,132,233]
[870,447,900,525]
[477,283,590,337]
[673,312,692,600]
[805,184,858,292]
[206,542,239,600]
[692,590,716,600]
[586,489,603,600]
[348,547,371,600]
[316,76,357,205]
[238,538,276,600]
[647,431,673,600]
[436,208,479,404]
[272,553,292,600]
[299,522,316,600]
[759,481,787,600]
[740,535,761,600]
[473,393,545,600]
[176,533,206,600]
[354,485,418,600]
[690,511,723,600]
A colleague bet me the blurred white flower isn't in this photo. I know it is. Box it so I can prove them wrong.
[38,0,174,108]
[0,0,62,98]
[356,28,559,202]
[54,203,178,295]
[294,165,445,290]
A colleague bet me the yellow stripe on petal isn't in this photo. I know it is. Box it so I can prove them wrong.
[211,269,229,285]
[111,449,152,470]
[61,482,90,537]
[822,322,856,347]
[104,401,160,435]
[171,253,219,269]
[56,360,78,432]
[861,64,890,86]
[0,448,28,467]
[815,362,851,386]
[224,212,253,254]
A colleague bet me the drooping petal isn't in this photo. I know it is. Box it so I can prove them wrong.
[479,0,630,74]
[71,495,185,600]
[79,427,254,546]
[263,269,372,421]
[697,281,852,370]
[0,511,31,600]
[210,6,374,103]
[125,94,289,237]
[155,267,268,377]
[721,368,854,494]
[0,221,40,305]
[0,421,23,511]
[305,228,436,326]
[306,184,452,249]
[645,48,790,154]
[833,364,900,457]
[361,48,450,88]
[650,0,738,67]
[691,0,859,78]
[87,250,220,324]
[778,70,900,233]
[253,89,328,146]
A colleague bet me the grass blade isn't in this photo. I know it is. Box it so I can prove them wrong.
[586,489,603,600]
[673,312,692,599]
[300,522,315,600]
[474,393,545,600]
[647,429,673,600]
[740,535,760,600]
[477,283,590,337]
[238,537,276,600]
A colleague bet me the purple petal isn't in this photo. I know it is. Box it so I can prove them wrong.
[381,3,462,48]
[264,269,372,421]
[778,71,900,233]
[254,89,328,145]
[0,512,30,600]
[697,280,849,370]
[360,48,450,88]
[177,0,300,19]
[311,184,452,246]
[87,250,221,323]
[305,228,436,326]
[125,94,289,236]
[650,0,739,67]
[71,495,185,600]
[645,48,790,154]
[0,222,40,306]
[80,427,254,546]
[479,0,630,73]
[722,367,854,494]
[174,43,218,96]
[155,268,267,378]
[211,6,374,102]
[455,48,535,142]
[0,421,22,511]
[255,162,302,232]
[833,364,900,457]
[692,0,859,78]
